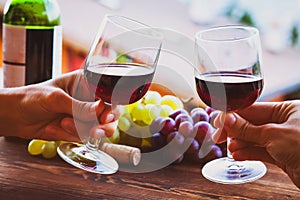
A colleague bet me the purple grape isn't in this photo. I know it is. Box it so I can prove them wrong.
[193,121,214,143]
[160,117,176,135]
[163,132,185,164]
[200,145,223,163]
[178,121,194,138]
[149,116,165,134]
[172,154,184,164]
[166,131,185,145]
[174,113,193,129]
[184,138,200,154]
[209,110,221,127]
[151,132,167,150]
[169,109,188,120]
[191,109,209,123]
[190,107,205,115]
[205,107,215,115]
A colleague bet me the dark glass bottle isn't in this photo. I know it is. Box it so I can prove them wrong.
[2,0,62,87]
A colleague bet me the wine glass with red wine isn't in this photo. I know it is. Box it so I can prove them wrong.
[57,15,162,174]
[195,26,267,184]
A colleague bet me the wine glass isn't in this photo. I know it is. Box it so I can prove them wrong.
[57,15,162,174]
[194,25,267,184]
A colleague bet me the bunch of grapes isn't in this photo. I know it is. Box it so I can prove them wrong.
[27,139,64,159]
[113,91,184,148]
[149,107,224,164]
[113,90,225,165]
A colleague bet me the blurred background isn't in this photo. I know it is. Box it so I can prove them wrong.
[1,0,300,101]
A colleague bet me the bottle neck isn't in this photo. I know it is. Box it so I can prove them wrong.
[3,0,60,26]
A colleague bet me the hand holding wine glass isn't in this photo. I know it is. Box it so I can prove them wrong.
[213,100,300,189]
[194,25,266,184]
[57,15,162,174]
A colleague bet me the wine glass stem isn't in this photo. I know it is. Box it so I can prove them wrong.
[226,137,246,174]
[84,102,112,151]
[227,137,234,160]
[86,137,101,151]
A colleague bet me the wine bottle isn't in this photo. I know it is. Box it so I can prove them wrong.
[2,0,62,87]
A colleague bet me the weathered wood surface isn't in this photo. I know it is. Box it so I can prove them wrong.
[0,138,299,200]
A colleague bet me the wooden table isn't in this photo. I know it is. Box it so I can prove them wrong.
[0,137,299,199]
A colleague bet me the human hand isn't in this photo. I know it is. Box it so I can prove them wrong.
[213,100,300,189]
[0,70,116,142]
[46,69,118,141]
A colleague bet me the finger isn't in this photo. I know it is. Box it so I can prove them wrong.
[53,69,94,101]
[224,113,267,145]
[232,147,276,164]
[62,117,117,143]
[95,121,118,138]
[73,100,107,121]
[212,112,230,143]
[58,95,105,122]
[212,128,227,144]
[90,127,106,139]
[228,139,252,152]
[44,125,81,142]
[98,105,116,124]
[237,101,282,125]
[60,117,77,134]
[61,117,97,141]
[213,111,225,129]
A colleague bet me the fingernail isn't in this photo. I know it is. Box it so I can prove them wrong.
[226,113,236,127]
[105,114,115,123]
[93,128,106,139]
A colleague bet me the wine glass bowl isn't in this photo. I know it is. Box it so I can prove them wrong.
[84,15,162,105]
[57,15,162,174]
[194,25,267,184]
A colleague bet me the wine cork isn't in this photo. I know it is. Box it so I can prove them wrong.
[100,143,141,166]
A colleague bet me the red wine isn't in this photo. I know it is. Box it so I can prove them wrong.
[85,63,154,105]
[195,72,263,111]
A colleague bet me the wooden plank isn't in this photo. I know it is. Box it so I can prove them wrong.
[0,137,299,199]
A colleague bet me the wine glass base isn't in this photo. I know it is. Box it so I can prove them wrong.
[202,157,267,184]
[57,143,119,174]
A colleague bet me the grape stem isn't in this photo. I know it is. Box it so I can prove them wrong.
[180,97,193,104]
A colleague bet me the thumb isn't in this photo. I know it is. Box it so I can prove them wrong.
[225,113,266,145]
[67,99,105,122]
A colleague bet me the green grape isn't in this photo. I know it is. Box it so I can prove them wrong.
[141,138,152,151]
[120,112,131,120]
[125,100,141,114]
[142,104,153,125]
[116,53,132,63]
[160,95,183,110]
[144,104,161,125]
[110,128,120,143]
[130,103,146,122]
[118,115,131,132]
[41,141,57,159]
[160,104,173,117]
[116,105,127,116]
[103,128,120,144]
[144,91,162,105]
[118,128,142,148]
[55,141,67,147]
[28,139,47,155]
